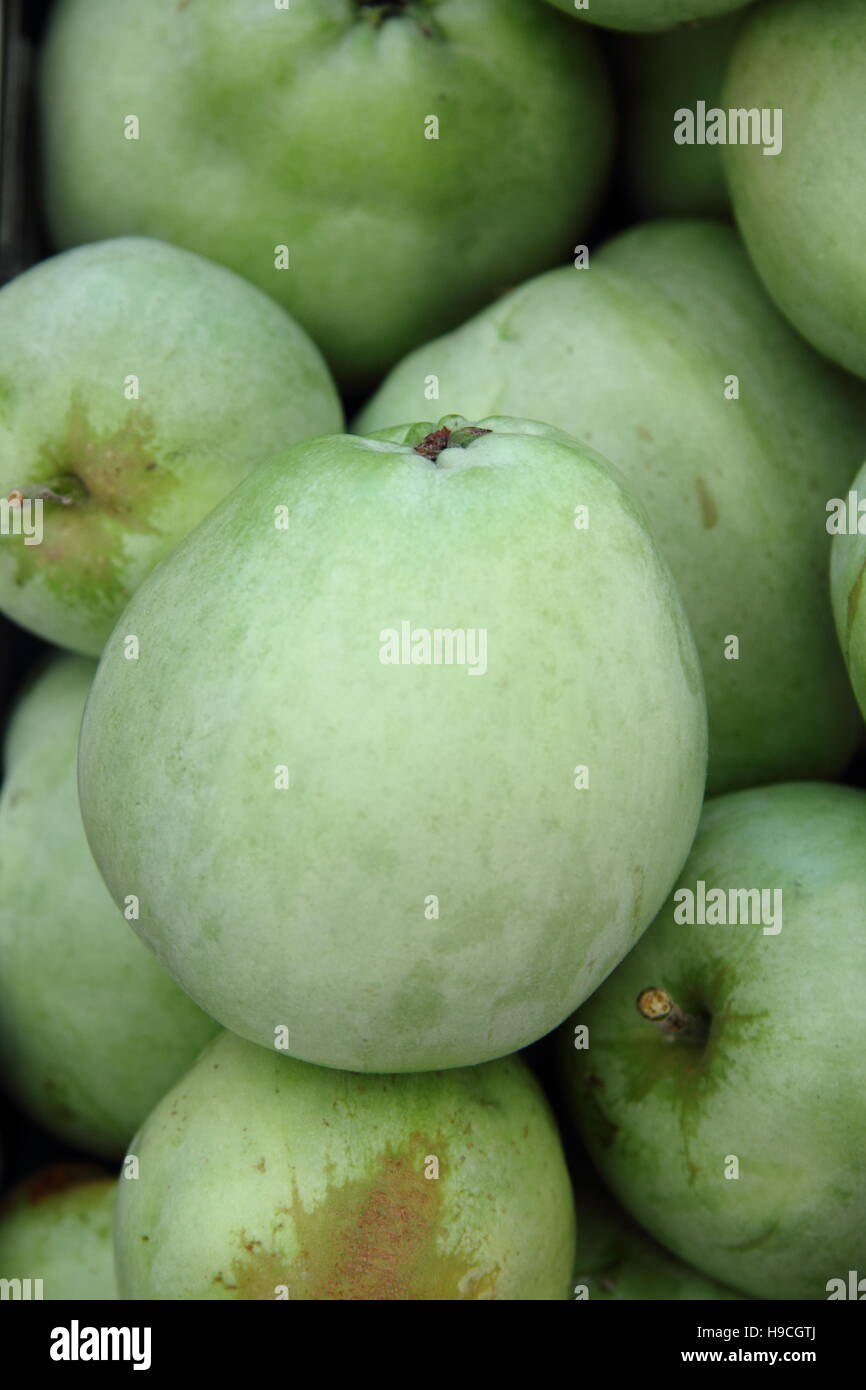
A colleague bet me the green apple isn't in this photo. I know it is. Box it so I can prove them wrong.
[358,220,866,794]
[612,13,746,218]
[0,1164,117,1300]
[115,1030,574,1300]
[558,781,866,1301]
[724,0,866,379]
[0,237,341,655]
[572,1180,745,1300]
[0,654,218,1158]
[39,0,613,389]
[543,0,750,33]
[79,415,707,1073]
[831,457,866,721]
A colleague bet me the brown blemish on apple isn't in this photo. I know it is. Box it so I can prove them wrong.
[846,553,866,649]
[215,1135,498,1300]
[24,1163,107,1205]
[695,476,718,529]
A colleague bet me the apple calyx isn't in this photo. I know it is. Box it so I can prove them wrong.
[356,2,439,37]
[636,987,709,1046]
[413,424,492,462]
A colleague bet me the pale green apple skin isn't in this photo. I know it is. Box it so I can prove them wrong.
[115,1031,575,1300]
[39,0,613,389]
[0,1166,117,1300]
[0,237,342,656]
[613,14,746,218]
[724,0,866,380]
[572,1182,745,1300]
[358,221,866,795]
[0,655,218,1158]
[79,418,707,1073]
[831,458,866,720]
[559,782,866,1301]
[544,0,749,33]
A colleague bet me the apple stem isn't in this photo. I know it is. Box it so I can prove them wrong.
[7,483,76,507]
[414,424,491,462]
[636,987,709,1045]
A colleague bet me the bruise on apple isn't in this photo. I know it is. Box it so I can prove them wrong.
[215,1135,500,1301]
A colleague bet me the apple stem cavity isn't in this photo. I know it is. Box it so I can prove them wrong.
[414,424,492,463]
[636,987,709,1046]
[356,2,438,38]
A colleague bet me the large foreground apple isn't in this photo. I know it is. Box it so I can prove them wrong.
[0,655,217,1157]
[544,0,750,33]
[558,782,866,1301]
[79,416,707,1073]
[0,1165,117,1299]
[572,1181,744,1300]
[724,0,866,379]
[831,458,866,722]
[0,238,341,655]
[39,0,613,389]
[358,221,866,794]
[116,1031,574,1300]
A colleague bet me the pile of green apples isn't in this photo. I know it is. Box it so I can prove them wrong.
[1,0,865,1302]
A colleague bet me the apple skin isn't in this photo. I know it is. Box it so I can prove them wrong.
[831,459,866,722]
[358,220,866,795]
[724,0,866,380]
[0,237,342,656]
[79,416,707,1073]
[0,655,218,1158]
[612,13,746,218]
[572,1181,745,1300]
[544,0,749,33]
[558,782,866,1301]
[115,1030,574,1300]
[0,1165,117,1300]
[38,0,613,390]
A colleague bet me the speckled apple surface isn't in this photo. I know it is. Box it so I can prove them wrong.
[0,238,341,655]
[560,782,866,1301]
[0,655,218,1157]
[79,418,707,1073]
[358,221,866,794]
[115,1032,575,1300]
[39,0,613,387]
[0,1166,117,1300]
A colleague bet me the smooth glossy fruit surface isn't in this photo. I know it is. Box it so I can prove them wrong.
[0,655,218,1157]
[358,220,866,794]
[40,0,613,388]
[116,1031,575,1300]
[559,782,866,1301]
[724,0,866,379]
[0,237,341,654]
[0,1165,117,1299]
[79,416,707,1073]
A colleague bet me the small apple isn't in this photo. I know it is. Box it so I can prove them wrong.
[0,237,342,655]
[543,0,750,34]
[0,1164,117,1300]
[572,1180,745,1300]
[724,0,866,379]
[79,415,707,1073]
[612,13,747,218]
[115,1030,575,1300]
[0,654,218,1158]
[39,0,613,389]
[558,781,866,1301]
[358,220,866,794]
